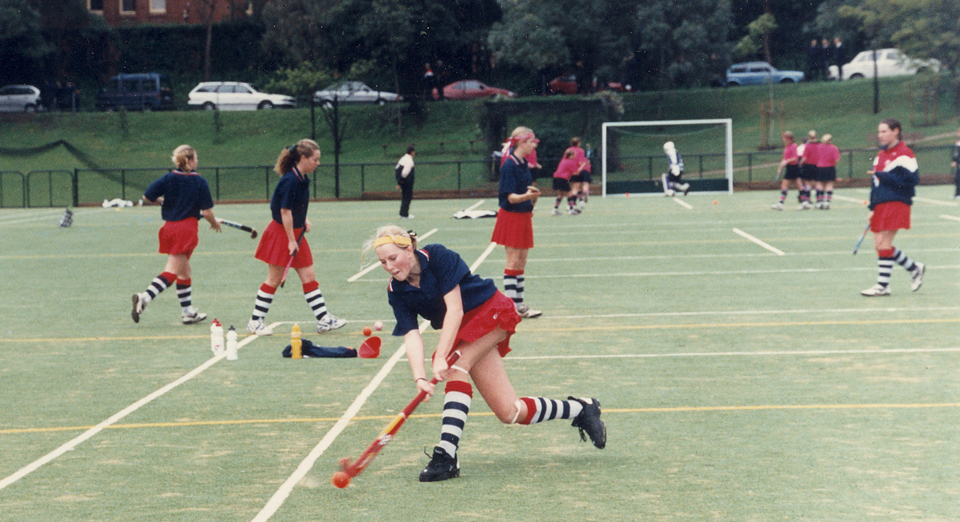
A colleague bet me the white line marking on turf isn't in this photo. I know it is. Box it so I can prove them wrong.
[253,243,497,521]
[831,195,868,204]
[672,198,693,210]
[732,228,785,256]
[0,329,266,492]
[524,265,960,279]
[507,347,960,361]
[347,228,437,282]
[941,214,960,222]
[538,306,960,320]
[465,200,485,211]
[915,197,958,207]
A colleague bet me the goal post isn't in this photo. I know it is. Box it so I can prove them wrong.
[601,119,733,197]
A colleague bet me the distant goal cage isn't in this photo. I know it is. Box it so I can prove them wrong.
[601,119,733,196]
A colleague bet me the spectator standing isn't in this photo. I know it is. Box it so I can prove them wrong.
[395,145,416,219]
[833,37,846,80]
[806,39,823,81]
[423,64,437,100]
[821,38,833,81]
[951,126,960,198]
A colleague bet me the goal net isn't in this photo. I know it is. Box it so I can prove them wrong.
[601,119,733,196]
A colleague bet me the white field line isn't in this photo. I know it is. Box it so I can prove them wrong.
[672,198,693,210]
[0,325,270,492]
[506,347,960,361]
[252,242,497,521]
[536,305,960,320]
[941,214,960,223]
[733,227,784,255]
[831,195,868,204]
[914,196,958,207]
[523,265,960,279]
[347,228,437,282]
[464,199,485,211]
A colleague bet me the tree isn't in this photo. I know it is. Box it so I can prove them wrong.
[0,0,51,84]
[888,0,960,113]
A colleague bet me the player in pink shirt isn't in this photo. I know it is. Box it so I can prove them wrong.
[771,131,802,210]
[551,149,587,215]
[815,133,841,209]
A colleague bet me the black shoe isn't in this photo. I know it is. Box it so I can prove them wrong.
[419,447,460,482]
[570,397,606,449]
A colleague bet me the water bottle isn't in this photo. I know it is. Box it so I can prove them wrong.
[226,326,238,361]
[291,323,302,359]
[210,320,224,356]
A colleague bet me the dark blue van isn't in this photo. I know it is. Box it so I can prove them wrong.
[96,73,174,111]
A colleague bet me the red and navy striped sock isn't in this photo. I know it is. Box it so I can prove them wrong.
[438,381,472,458]
[176,278,192,312]
[517,397,583,425]
[303,281,329,321]
[251,283,276,322]
[143,272,175,303]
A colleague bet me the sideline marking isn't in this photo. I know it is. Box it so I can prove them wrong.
[0,324,272,491]
[915,196,958,207]
[732,228,785,256]
[252,241,497,521]
[465,199,485,211]
[942,214,960,223]
[831,195,867,204]
[672,198,693,210]
[517,317,960,333]
[347,228,437,282]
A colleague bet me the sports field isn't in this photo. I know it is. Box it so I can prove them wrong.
[1,187,958,521]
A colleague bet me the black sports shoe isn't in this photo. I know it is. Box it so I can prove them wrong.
[570,397,606,449]
[419,447,460,482]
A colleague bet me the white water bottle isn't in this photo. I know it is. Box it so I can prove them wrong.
[210,320,224,356]
[226,326,238,361]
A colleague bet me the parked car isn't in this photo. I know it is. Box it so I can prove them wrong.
[433,80,517,100]
[0,85,42,112]
[829,48,941,81]
[188,81,296,110]
[547,75,624,95]
[725,62,805,86]
[96,73,174,111]
[312,81,402,106]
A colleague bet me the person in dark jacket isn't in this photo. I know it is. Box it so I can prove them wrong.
[861,118,925,296]
[395,145,416,219]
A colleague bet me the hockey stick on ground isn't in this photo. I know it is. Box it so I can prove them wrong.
[332,350,462,488]
[853,223,871,255]
[279,229,306,288]
[216,218,258,239]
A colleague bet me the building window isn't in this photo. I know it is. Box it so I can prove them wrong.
[121,0,136,14]
[151,0,166,13]
[88,0,104,11]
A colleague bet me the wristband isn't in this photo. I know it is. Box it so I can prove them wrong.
[415,377,427,383]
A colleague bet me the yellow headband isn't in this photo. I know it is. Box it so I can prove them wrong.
[373,235,412,248]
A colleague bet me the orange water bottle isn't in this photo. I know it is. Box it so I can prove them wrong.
[291,323,302,359]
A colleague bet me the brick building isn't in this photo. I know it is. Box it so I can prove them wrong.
[86,0,251,26]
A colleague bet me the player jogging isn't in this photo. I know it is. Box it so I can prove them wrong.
[366,226,606,482]
[661,141,689,196]
[245,139,346,335]
[861,118,925,296]
[131,145,221,325]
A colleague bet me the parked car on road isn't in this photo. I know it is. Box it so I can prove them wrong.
[829,49,941,80]
[0,85,42,112]
[188,81,296,110]
[96,73,174,111]
[547,75,624,95]
[433,80,517,100]
[725,62,805,86]
[312,81,402,106]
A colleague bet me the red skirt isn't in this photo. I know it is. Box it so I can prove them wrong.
[871,201,911,232]
[158,218,199,258]
[453,291,522,357]
[491,209,534,249]
[254,220,314,268]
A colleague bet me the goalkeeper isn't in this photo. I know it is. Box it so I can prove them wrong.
[661,141,690,196]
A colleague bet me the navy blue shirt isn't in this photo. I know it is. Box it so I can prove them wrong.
[387,244,498,336]
[270,168,311,228]
[498,153,534,213]
[144,170,214,222]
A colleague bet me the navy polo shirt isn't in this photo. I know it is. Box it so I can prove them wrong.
[387,244,498,336]
[144,170,214,222]
[270,168,311,228]
[498,154,534,213]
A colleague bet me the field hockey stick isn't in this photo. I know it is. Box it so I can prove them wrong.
[279,229,306,288]
[335,350,462,484]
[216,218,258,239]
[853,223,870,255]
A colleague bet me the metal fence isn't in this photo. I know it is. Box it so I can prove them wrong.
[0,145,954,208]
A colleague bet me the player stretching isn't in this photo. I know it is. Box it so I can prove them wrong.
[366,226,606,482]
[661,141,690,196]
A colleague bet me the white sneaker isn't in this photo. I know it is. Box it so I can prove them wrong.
[861,284,891,297]
[399,214,414,219]
[770,202,783,211]
[911,263,925,292]
[246,319,273,336]
[131,293,147,323]
[680,183,690,196]
[181,308,208,324]
[317,314,347,332]
[664,189,675,197]
[551,208,561,216]
[798,201,812,210]
[568,208,581,215]
[515,303,542,318]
